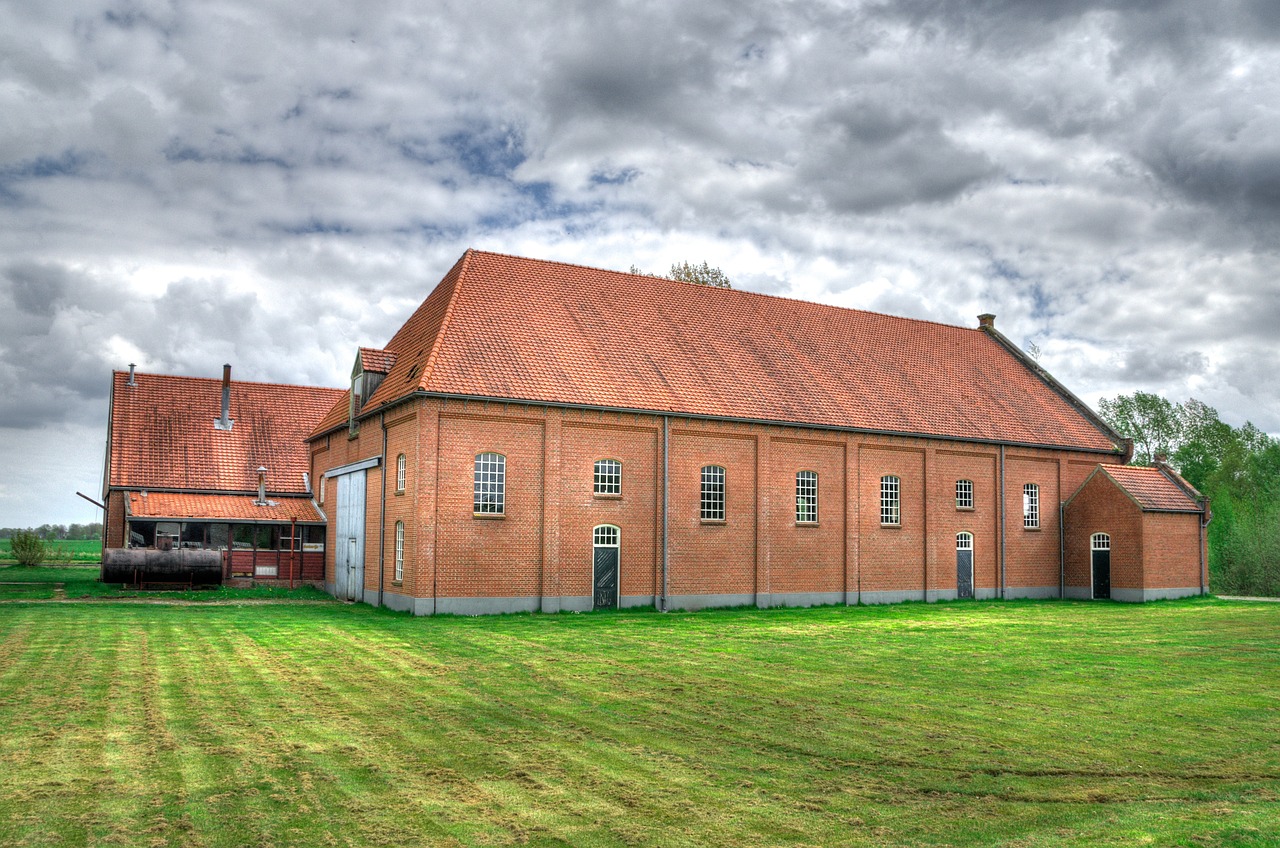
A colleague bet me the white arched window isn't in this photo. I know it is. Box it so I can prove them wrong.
[1092,532,1110,550]
[956,531,973,550]
[796,471,818,524]
[394,521,404,581]
[1023,483,1040,529]
[594,459,622,496]
[474,453,506,514]
[701,465,726,521]
[880,475,900,526]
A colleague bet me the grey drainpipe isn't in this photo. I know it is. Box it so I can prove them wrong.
[378,413,387,609]
[1059,501,1065,598]
[1199,502,1212,596]
[662,415,669,612]
[999,444,1006,599]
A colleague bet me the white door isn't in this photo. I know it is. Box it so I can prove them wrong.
[334,470,366,602]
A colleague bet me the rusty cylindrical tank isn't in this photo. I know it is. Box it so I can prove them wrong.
[101,548,223,587]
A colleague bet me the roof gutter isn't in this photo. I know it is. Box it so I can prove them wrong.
[318,390,1127,458]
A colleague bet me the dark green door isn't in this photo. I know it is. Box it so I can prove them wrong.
[1092,533,1111,600]
[1092,549,1111,599]
[593,525,619,611]
[956,532,973,599]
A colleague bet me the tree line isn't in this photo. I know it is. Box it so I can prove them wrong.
[0,523,102,541]
[1098,392,1279,596]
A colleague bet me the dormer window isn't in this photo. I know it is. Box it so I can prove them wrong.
[349,347,398,434]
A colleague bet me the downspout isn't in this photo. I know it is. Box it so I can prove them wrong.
[999,444,1006,599]
[1059,501,1065,599]
[378,413,387,609]
[1199,499,1212,596]
[661,415,669,612]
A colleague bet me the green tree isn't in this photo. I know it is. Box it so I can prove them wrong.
[630,261,733,289]
[10,530,46,567]
[1097,391,1182,466]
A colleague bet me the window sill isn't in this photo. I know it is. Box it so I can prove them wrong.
[391,580,403,587]
[881,523,901,529]
[796,521,820,528]
[956,506,974,512]
[593,493,622,500]
[394,489,405,497]
[700,519,726,526]
[1024,526,1041,532]
[473,512,506,520]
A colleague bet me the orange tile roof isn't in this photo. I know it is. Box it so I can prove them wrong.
[125,491,324,522]
[1098,465,1204,512]
[359,347,398,374]
[312,250,1124,453]
[109,371,345,495]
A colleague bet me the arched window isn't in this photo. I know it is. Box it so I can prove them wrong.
[701,465,726,521]
[594,459,622,496]
[394,521,405,581]
[956,531,973,550]
[1091,532,1110,550]
[1023,483,1040,529]
[396,453,406,492]
[796,471,818,523]
[474,453,506,514]
[880,475,900,526]
[593,524,620,547]
[956,479,973,510]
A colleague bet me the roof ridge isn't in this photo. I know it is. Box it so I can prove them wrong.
[464,248,987,335]
[113,369,345,395]
[419,248,471,389]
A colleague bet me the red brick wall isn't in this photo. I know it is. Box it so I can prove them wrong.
[104,490,127,549]
[559,420,660,599]
[435,413,544,598]
[311,396,1128,607]
[932,449,998,592]
[1142,511,1203,589]
[767,438,845,595]
[668,425,757,596]
[1063,472,1143,592]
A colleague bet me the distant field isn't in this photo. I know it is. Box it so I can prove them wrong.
[0,594,1276,847]
[0,538,100,564]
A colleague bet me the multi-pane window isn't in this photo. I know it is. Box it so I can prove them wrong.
[880,475,900,525]
[701,465,726,521]
[956,479,973,510]
[474,453,506,514]
[796,471,818,523]
[1092,532,1110,551]
[594,524,619,547]
[394,521,404,581]
[594,459,622,496]
[396,453,406,492]
[956,531,973,551]
[319,475,326,504]
[1023,483,1040,529]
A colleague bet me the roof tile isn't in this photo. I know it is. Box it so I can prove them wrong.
[126,491,324,522]
[1100,465,1203,512]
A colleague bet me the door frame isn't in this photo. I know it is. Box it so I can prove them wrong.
[955,531,974,600]
[1091,532,1111,600]
[592,524,620,611]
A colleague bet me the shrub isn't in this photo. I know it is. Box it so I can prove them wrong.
[10,531,46,567]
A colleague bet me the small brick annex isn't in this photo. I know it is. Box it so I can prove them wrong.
[1062,461,1210,602]
[304,250,1210,613]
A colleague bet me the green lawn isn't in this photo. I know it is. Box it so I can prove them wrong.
[0,597,1276,847]
[0,565,329,602]
[0,538,101,565]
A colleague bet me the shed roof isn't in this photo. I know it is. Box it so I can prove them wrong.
[311,250,1124,453]
[125,491,324,523]
[108,370,344,496]
[1091,464,1205,513]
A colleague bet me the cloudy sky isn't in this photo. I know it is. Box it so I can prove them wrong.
[3,0,1278,528]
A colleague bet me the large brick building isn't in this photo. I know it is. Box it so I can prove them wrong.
[303,250,1210,613]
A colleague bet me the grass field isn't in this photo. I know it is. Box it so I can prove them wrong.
[0,538,101,564]
[0,565,329,602]
[0,585,1277,846]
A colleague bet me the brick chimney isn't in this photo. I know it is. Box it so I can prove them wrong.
[978,313,996,330]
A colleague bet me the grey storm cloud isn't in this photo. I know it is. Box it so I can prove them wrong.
[2,0,1280,525]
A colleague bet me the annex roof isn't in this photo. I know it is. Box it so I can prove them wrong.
[124,491,324,523]
[359,347,398,374]
[1092,464,1205,513]
[311,250,1124,453]
[108,370,345,496]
